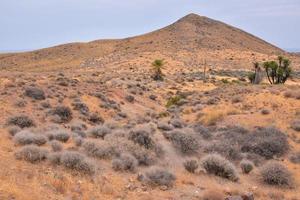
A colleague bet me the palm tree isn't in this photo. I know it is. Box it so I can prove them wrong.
[263,57,292,84]
[263,62,273,84]
[282,58,292,83]
[152,59,165,81]
[278,55,284,67]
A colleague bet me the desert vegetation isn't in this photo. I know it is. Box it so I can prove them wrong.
[152,59,165,81]
[1,68,299,199]
[201,154,239,181]
[263,56,292,84]
[0,13,299,200]
[260,161,293,187]
[248,56,293,85]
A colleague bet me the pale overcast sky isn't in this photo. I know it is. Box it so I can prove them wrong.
[0,0,299,52]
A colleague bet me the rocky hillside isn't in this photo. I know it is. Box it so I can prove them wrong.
[0,13,294,72]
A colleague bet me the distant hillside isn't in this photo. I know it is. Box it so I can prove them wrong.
[0,13,290,71]
[285,48,300,53]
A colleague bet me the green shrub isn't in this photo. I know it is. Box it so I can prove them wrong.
[263,56,292,84]
[221,79,230,84]
[152,59,165,81]
[240,159,254,174]
[247,72,256,83]
[166,96,182,108]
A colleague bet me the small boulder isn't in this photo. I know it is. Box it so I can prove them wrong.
[242,193,254,200]
[225,196,243,200]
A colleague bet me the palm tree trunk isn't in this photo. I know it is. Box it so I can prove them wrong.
[265,69,272,84]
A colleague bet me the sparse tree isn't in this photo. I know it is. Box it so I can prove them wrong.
[152,59,165,81]
[263,56,292,84]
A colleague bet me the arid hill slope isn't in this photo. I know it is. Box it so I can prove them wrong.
[0,13,297,72]
[1,14,300,200]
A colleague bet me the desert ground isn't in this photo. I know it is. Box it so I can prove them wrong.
[0,14,300,200]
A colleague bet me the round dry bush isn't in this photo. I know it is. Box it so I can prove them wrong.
[25,87,46,100]
[291,120,300,132]
[260,161,293,187]
[104,121,119,130]
[140,167,176,187]
[73,130,87,138]
[131,148,156,166]
[128,129,155,149]
[47,130,70,143]
[184,159,198,173]
[48,152,62,165]
[74,136,84,147]
[88,113,104,124]
[72,101,89,115]
[60,151,96,175]
[170,118,185,128]
[87,125,111,139]
[202,125,247,161]
[241,127,289,159]
[240,159,254,174]
[165,130,200,155]
[15,145,48,163]
[192,124,211,139]
[51,106,73,123]
[70,122,87,132]
[7,115,35,128]
[15,99,27,108]
[105,135,156,166]
[49,140,63,152]
[201,154,239,181]
[112,153,138,172]
[204,141,241,161]
[242,153,264,167]
[7,126,21,136]
[40,101,51,108]
[83,140,115,159]
[14,131,47,146]
[157,122,173,131]
[289,152,300,164]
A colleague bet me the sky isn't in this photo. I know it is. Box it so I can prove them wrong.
[0,0,300,52]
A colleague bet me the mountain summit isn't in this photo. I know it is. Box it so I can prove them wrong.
[0,13,286,71]
[159,13,283,53]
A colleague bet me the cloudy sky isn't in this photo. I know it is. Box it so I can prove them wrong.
[0,0,299,52]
